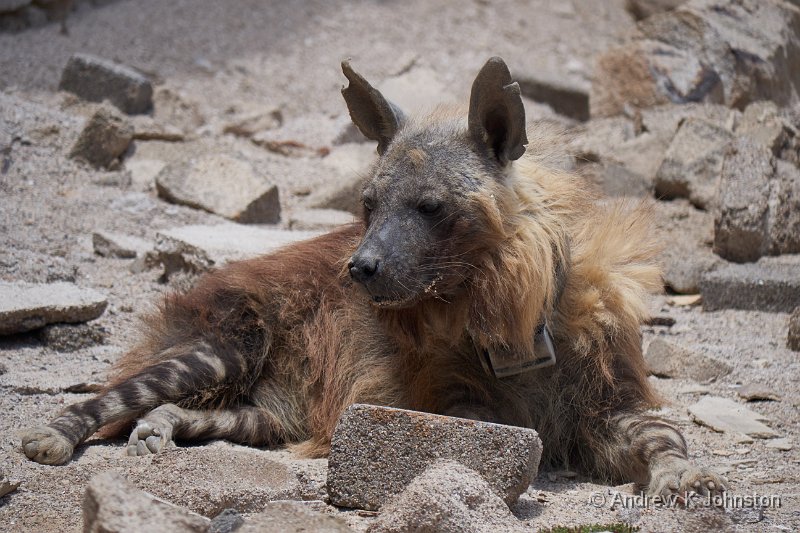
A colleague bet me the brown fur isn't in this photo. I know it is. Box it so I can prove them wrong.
[21,59,725,499]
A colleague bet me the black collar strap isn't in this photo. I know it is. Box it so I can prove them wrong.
[473,243,569,378]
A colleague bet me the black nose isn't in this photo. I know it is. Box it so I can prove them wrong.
[349,254,379,283]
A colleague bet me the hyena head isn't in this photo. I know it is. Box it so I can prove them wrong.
[341,57,528,308]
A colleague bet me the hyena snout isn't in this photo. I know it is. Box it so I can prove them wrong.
[348,251,380,284]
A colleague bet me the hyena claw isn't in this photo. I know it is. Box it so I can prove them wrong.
[648,458,728,500]
[21,426,74,465]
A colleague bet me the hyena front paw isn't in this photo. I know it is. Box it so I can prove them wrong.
[649,459,727,499]
[127,407,177,457]
[21,426,74,465]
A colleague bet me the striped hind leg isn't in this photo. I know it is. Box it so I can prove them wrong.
[603,412,727,498]
[126,403,286,456]
[21,342,250,465]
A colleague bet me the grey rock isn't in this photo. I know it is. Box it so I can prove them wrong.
[37,323,108,352]
[238,501,352,533]
[625,0,686,20]
[688,396,779,439]
[310,143,376,214]
[645,338,732,382]
[92,230,152,259]
[155,224,321,277]
[83,471,210,533]
[130,115,186,142]
[59,53,153,115]
[0,281,107,335]
[368,460,524,533]
[736,384,781,402]
[209,509,244,533]
[655,118,733,209]
[288,209,355,231]
[700,256,800,312]
[327,404,542,511]
[0,476,21,498]
[591,0,800,118]
[69,104,134,169]
[517,72,590,122]
[156,154,281,224]
[789,307,800,351]
[714,138,773,262]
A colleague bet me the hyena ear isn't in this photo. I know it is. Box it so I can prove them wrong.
[341,60,406,155]
[468,57,528,164]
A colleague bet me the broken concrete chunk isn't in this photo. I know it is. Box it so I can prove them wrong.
[654,118,733,209]
[92,230,152,259]
[645,338,732,382]
[700,256,800,312]
[688,396,779,439]
[713,138,773,262]
[59,53,153,115]
[368,460,524,533]
[0,281,107,335]
[83,471,210,533]
[156,154,281,224]
[155,224,321,276]
[327,404,542,511]
[789,307,800,352]
[288,209,354,231]
[238,501,352,533]
[69,104,134,169]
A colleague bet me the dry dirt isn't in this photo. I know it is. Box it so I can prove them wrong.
[0,1,798,531]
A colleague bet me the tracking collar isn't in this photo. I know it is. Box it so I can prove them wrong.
[472,246,569,378]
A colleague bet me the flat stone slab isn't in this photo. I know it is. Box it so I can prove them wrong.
[155,224,321,276]
[688,396,779,439]
[0,282,107,335]
[327,404,542,511]
[92,230,153,259]
[156,154,281,224]
[645,338,732,382]
[700,257,800,312]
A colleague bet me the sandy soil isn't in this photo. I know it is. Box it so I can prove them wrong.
[0,1,798,531]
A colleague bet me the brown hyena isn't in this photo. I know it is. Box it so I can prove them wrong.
[21,57,725,498]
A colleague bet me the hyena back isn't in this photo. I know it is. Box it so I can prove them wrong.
[22,57,725,498]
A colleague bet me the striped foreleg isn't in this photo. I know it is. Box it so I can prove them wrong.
[21,342,247,465]
[126,403,287,455]
[606,412,727,498]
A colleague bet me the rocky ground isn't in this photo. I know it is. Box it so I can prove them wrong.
[1,0,799,531]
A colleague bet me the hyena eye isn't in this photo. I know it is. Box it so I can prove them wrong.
[363,196,375,212]
[418,199,442,216]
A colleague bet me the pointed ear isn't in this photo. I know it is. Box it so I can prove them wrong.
[341,60,405,154]
[468,57,528,164]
